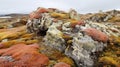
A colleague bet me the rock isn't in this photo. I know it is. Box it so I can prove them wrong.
[54,62,71,67]
[69,9,80,20]
[65,33,107,67]
[39,43,75,66]
[44,25,66,52]
[26,7,120,67]
[27,13,53,35]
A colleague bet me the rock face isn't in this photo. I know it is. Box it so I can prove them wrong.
[44,25,66,52]
[0,43,49,67]
[26,7,120,67]
[27,13,53,35]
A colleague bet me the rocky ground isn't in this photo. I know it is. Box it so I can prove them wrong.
[0,8,120,67]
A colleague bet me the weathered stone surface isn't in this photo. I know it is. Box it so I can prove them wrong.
[26,7,120,67]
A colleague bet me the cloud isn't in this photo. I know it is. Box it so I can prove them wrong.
[0,0,120,14]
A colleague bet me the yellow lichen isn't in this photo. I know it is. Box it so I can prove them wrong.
[99,56,120,67]
[50,12,69,19]
[58,57,75,66]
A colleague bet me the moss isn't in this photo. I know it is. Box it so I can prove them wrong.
[108,16,120,22]
[99,56,119,67]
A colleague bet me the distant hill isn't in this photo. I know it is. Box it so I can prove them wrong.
[0,13,28,17]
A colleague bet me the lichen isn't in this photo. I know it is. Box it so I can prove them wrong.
[44,25,66,52]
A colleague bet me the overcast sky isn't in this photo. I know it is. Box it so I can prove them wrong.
[0,0,120,14]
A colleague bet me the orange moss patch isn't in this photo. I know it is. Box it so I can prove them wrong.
[0,43,49,67]
[84,28,108,42]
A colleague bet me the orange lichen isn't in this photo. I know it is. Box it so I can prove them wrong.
[29,11,41,19]
[70,21,85,28]
[84,28,108,42]
[36,7,48,13]
[0,43,49,67]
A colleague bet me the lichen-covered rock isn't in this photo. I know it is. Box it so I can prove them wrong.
[39,43,75,67]
[86,10,120,22]
[65,32,107,67]
[44,25,66,52]
[69,9,80,20]
[27,13,53,35]
[26,7,120,67]
[83,21,120,37]
[0,43,49,67]
[87,13,108,22]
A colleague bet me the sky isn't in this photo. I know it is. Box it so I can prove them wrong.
[0,0,120,14]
